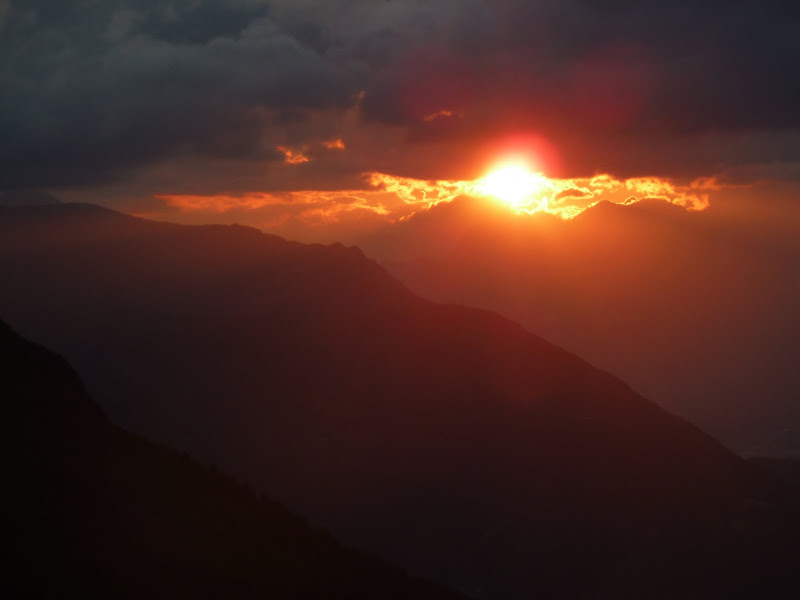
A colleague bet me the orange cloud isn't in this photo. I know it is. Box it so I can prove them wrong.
[323,138,346,150]
[156,190,389,223]
[554,187,595,202]
[367,172,475,208]
[301,197,390,224]
[423,109,461,123]
[624,177,709,211]
[589,174,623,190]
[473,171,717,217]
[277,146,310,165]
[154,169,727,236]
[155,193,282,213]
[690,176,724,191]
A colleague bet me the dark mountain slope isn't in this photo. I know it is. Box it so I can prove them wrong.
[751,458,800,490]
[1,319,463,600]
[1,204,799,598]
[377,196,800,456]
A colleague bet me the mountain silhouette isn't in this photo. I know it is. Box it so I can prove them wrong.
[1,203,799,598]
[751,458,800,491]
[1,319,464,599]
[376,195,800,456]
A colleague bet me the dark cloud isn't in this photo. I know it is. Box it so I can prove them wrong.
[0,188,61,206]
[1,0,799,192]
[357,0,800,175]
[0,0,364,189]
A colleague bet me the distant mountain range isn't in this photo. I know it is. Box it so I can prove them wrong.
[2,203,799,598]
[374,195,800,456]
[2,319,463,599]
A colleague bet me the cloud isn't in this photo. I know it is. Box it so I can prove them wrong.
[323,138,346,150]
[0,188,61,206]
[348,0,800,177]
[278,146,311,165]
[355,1,800,133]
[156,189,389,221]
[0,0,9,32]
[155,193,281,213]
[554,187,595,202]
[0,0,363,189]
[142,169,722,246]
[367,172,475,208]
[1,0,798,194]
[142,186,393,244]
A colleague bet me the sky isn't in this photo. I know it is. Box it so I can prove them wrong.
[2,0,800,242]
[2,1,800,456]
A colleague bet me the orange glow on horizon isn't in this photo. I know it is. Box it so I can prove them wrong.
[152,167,719,229]
[479,162,551,211]
[367,168,713,219]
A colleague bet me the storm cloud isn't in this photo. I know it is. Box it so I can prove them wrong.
[0,0,363,188]
[1,0,799,191]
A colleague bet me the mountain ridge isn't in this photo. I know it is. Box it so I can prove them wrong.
[375,195,800,456]
[2,318,466,600]
[2,202,799,598]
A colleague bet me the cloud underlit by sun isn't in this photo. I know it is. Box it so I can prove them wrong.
[148,143,718,233]
[153,168,716,231]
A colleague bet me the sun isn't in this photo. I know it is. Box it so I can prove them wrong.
[480,162,543,208]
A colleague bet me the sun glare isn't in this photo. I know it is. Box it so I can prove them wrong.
[480,163,546,209]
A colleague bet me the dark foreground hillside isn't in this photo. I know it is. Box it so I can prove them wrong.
[751,458,800,490]
[1,320,462,600]
[2,204,800,598]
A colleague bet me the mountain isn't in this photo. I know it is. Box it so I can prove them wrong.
[1,319,463,599]
[1,203,799,598]
[751,458,800,490]
[376,195,800,456]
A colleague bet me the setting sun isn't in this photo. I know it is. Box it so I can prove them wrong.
[479,163,549,209]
